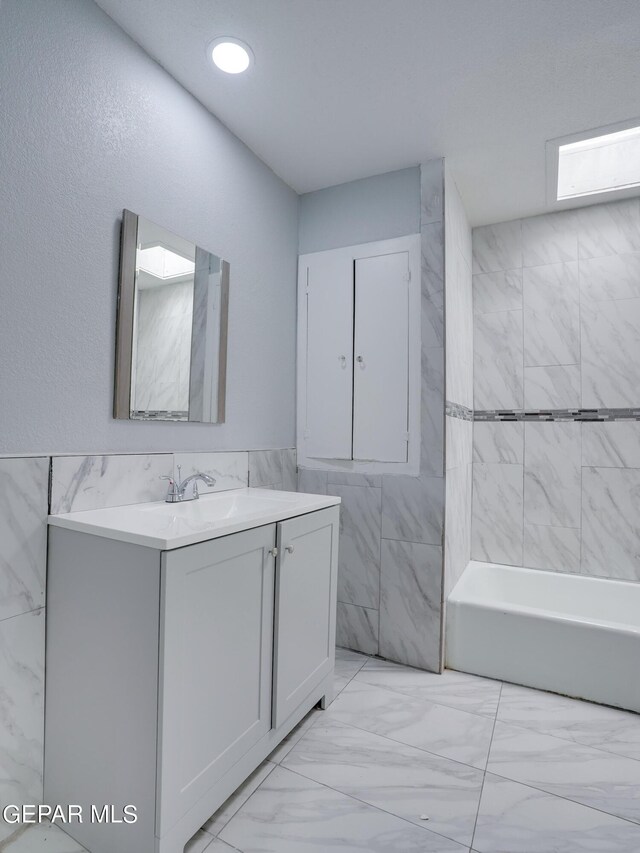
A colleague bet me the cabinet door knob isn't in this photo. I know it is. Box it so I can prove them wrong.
[356,355,364,363]
[269,547,278,557]
[285,545,295,554]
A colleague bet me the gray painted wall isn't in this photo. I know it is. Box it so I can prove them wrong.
[0,0,298,455]
[298,167,421,254]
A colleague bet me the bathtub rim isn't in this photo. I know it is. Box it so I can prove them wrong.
[449,560,640,637]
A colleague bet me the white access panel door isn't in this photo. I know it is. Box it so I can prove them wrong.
[157,525,275,834]
[272,507,338,728]
[302,252,354,459]
[353,251,410,462]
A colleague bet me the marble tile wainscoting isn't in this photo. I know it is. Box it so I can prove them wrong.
[298,159,448,672]
[0,447,295,847]
[471,196,640,580]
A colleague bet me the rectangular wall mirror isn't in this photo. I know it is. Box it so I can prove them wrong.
[114,210,229,423]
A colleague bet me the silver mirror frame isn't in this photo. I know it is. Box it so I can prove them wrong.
[113,209,229,423]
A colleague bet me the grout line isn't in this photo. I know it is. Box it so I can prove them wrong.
[280,763,471,849]
[486,713,640,765]
[351,669,500,722]
[484,765,640,829]
[0,605,45,625]
[470,681,502,849]
[321,706,493,776]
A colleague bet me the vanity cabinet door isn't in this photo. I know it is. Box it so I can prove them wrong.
[157,524,276,834]
[273,507,339,728]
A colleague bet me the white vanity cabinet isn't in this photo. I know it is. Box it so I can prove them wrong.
[44,497,339,853]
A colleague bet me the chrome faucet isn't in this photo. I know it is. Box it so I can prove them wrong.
[161,466,217,503]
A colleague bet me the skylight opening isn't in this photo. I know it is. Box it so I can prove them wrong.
[137,245,195,280]
[557,125,640,201]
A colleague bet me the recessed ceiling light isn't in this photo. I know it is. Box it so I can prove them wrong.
[209,37,253,74]
[548,120,640,204]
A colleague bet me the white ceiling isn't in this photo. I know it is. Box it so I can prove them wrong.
[96,0,640,225]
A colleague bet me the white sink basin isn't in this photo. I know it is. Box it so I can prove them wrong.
[48,488,340,550]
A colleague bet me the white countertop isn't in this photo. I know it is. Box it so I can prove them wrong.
[48,488,341,550]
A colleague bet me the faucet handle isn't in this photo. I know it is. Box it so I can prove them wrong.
[160,475,179,502]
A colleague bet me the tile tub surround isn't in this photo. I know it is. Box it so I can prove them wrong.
[470,419,640,580]
[471,196,640,581]
[13,648,640,852]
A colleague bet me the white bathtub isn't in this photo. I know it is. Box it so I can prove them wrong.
[446,561,640,712]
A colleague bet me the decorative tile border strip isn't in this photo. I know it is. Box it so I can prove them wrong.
[475,408,640,422]
[446,401,473,421]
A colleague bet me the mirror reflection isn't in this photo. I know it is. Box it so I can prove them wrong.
[114,212,229,423]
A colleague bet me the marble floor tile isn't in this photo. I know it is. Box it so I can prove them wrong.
[333,674,351,697]
[0,823,88,851]
[354,659,502,718]
[203,760,276,835]
[473,773,640,853]
[333,484,381,609]
[219,765,468,853]
[334,647,369,681]
[326,680,494,769]
[186,828,217,852]
[283,718,483,847]
[487,721,640,823]
[498,682,640,761]
[268,709,322,764]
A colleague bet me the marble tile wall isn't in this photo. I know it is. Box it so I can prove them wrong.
[0,459,48,844]
[443,167,473,604]
[306,159,447,671]
[0,446,295,835]
[472,196,640,581]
